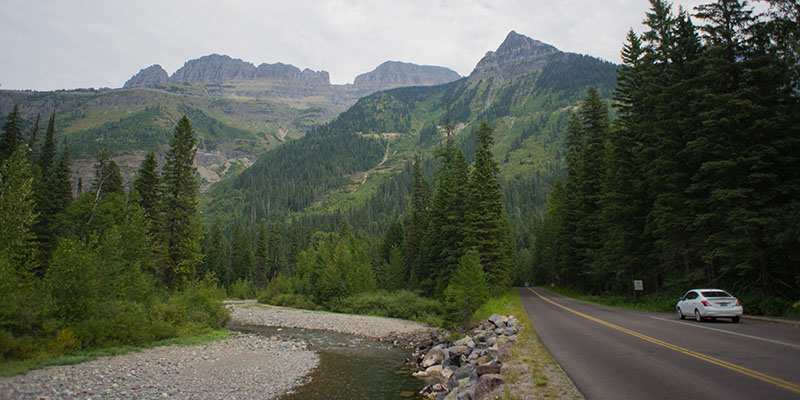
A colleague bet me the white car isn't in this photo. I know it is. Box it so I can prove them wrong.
[676,289,743,323]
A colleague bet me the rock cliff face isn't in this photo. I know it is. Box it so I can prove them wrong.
[254,63,330,84]
[123,65,169,88]
[169,54,257,84]
[354,61,461,90]
[123,55,456,92]
[469,31,561,81]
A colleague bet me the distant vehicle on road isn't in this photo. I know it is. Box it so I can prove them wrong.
[676,289,743,323]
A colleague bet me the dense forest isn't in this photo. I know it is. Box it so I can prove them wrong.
[0,111,227,362]
[527,0,800,313]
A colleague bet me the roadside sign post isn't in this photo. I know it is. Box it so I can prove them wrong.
[633,280,643,302]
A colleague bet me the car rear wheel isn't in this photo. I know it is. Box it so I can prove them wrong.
[695,309,703,322]
[732,316,740,323]
[677,308,685,320]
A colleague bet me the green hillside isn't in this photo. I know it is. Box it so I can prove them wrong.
[202,50,618,239]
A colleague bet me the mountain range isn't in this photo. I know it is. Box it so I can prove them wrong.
[0,30,617,236]
[0,54,461,187]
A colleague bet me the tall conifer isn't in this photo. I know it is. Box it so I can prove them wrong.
[464,121,513,290]
[160,115,202,286]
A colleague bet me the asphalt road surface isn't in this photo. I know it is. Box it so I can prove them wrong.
[519,287,800,400]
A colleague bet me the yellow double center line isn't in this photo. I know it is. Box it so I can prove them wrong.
[528,288,800,395]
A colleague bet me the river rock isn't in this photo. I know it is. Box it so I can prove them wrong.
[487,314,505,328]
[474,374,505,398]
[476,362,501,375]
[421,345,444,368]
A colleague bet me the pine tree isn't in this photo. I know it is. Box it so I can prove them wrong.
[33,146,73,269]
[419,144,469,296]
[37,112,57,178]
[132,151,162,227]
[464,121,513,290]
[255,219,268,286]
[407,154,430,286]
[160,115,202,286]
[203,221,228,283]
[1,105,22,164]
[230,222,254,283]
[0,144,38,277]
[103,160,124,197]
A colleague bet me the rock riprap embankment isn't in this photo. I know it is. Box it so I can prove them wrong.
[412,314,521,399]
[228,302,438,346]
[0,333,317,400]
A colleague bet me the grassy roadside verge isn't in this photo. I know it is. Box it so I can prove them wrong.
[544,286,679,313]
[0,329,230,377]
[473,288,583,400]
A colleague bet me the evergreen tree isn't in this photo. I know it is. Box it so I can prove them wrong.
[230,222,254,283]
[406,154,430,286]
[160,115,202,286]
[464,121,514,290]
[203,221,228,284]
[1,105,22,164]
[599,30,650,291]
[255,219,268,286]
[419,144,469,296]
[103,160,124,197]
[0,145,38,277]
[37,112,57,178]
[0,145,39,334]
[132,151,162,227]
[267,222,284,280]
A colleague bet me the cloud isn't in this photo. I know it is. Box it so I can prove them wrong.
[0,0,732,90]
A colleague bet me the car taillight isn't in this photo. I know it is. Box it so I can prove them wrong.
[735,299,741,306]
[701,300,710,307]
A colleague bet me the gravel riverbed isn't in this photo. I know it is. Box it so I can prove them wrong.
[227,301,436,343]
[0,301,437,399]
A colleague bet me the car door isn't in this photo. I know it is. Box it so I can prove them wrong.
[680,291,696,313]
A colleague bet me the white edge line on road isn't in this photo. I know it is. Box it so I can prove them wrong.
[650,316,800,350]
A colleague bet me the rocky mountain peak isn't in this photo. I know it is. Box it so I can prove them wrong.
[123,64,169,88]
[169,54,257,84]
[469,31,561,81]
[354,61,461,90]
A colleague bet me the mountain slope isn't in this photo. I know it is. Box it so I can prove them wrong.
[202,31,618,235]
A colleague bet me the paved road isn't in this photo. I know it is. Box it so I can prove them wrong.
[519,287,800,400]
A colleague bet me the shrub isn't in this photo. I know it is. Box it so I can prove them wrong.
[161,278,229,329]
[445,252,489,329]
[257,274,290,304]
[268,293,317,310]
[228,278,258,300]
[330,290,444,324]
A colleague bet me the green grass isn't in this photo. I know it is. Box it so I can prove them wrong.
[545,286,680,313]
[0,329,230,377]
[472,288,581,400]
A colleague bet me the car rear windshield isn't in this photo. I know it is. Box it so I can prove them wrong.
[701,291,731,298]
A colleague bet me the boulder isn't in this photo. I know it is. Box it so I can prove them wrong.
[421,345,445,368]
[425,365,444,382]
[487,313,505,328]
[476,362,502,375]
[473,374,505,398]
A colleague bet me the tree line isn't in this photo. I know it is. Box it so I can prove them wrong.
[0,110,226,361]
[529,0,799,309]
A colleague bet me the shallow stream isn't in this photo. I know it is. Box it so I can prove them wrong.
[229,324,425,399]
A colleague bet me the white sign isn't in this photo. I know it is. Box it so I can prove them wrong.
[633,280,644,291]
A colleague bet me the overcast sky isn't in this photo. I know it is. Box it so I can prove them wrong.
[1,0,720,91]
